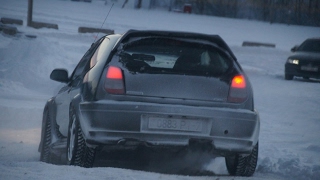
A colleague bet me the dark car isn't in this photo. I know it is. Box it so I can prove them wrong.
[38,30,260,176]
[285,38,320,80]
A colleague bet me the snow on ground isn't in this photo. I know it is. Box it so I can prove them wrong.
[0,0,320,179]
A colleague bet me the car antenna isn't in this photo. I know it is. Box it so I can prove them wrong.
[94,3,114,43]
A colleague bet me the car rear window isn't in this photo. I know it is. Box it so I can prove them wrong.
[117,37,232,76]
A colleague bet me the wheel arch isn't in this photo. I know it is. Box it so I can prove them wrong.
[69,93,82,118]
[69,93,90,144]
[67,94,96,167]
[69,93,83,128]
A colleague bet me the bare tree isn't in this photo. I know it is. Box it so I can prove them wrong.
[159,0,320,26]
[136,0,142,9]
[122,0,128,8]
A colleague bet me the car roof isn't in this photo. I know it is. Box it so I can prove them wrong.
[305,37,320,41]
[114,29,237,61]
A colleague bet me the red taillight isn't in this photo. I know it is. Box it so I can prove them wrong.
[228,75,247,103]
[231,75,246,88]
[106,66,123,79]
[104,66,125,94]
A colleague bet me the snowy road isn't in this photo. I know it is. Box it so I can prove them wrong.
[1,0,320,180]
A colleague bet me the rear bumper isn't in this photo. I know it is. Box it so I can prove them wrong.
[79,100,260,154]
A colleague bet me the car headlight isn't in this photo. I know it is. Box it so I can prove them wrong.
[287,58,299,65]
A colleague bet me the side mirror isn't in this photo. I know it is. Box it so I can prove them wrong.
[291,45,299,52]
[50,69,69,83]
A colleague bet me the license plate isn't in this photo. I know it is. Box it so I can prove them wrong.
[148,117,203,132]
[301,65,318,72]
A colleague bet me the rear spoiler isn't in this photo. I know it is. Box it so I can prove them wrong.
[113,29,237,61]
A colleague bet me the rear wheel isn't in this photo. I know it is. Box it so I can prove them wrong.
[225,142,258,177]
[40,108,52,163]
[67,107,96,167]
[285,74,294,80]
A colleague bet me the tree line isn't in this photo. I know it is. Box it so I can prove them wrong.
[165,0,320,27]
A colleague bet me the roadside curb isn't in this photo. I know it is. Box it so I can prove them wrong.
[242,41,276,48]
[0,17,115,36]
[29,21,59,30]
[1,17,23,25]
[0,24,18,35]
[78,27,114,35]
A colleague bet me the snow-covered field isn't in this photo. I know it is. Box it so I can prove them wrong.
[0,0,320,179]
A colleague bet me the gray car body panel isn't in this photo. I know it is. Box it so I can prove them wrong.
[79,100,260,154]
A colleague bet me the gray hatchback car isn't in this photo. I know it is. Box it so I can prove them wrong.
[39,30,260,176]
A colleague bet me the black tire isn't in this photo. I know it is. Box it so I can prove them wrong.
[225,142,258,177]
[67,107,95,167]
[40,108,52,163]
[285,74,293,80]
